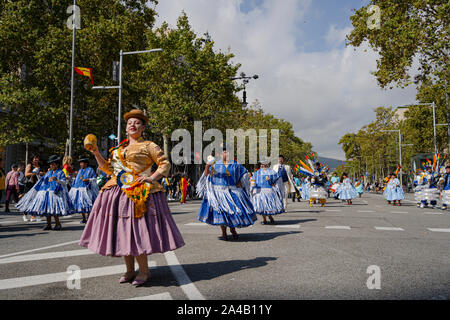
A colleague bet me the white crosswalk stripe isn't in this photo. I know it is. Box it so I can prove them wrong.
[275,225,300,229]
[325,226,351,230]
[375,227,404,231]
[0,249,94,265]
[428,228,450,233]
[0,262,156,290]
[126,292,173,300]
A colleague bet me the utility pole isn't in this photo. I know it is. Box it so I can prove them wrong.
[68,0,79,158]
[93,48,163,143]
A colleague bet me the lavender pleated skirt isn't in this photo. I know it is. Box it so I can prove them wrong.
[79,186,185,257]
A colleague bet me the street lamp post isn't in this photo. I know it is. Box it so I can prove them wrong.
[231,72,259,106]
[93,48,163,143]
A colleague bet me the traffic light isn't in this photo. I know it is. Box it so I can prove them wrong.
[243,90,247,104]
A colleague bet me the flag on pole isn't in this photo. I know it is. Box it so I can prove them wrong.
[74,67,93,84]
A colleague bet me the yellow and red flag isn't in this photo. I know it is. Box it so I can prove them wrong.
[74,67,93,85]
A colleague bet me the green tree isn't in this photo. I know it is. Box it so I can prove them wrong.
[133,13,242,155]
[347,0,449,89]
[0,0,157,157]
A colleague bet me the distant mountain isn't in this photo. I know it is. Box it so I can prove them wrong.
[317,156,346,172]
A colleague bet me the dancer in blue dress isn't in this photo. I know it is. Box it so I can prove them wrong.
[197,144,257,241]
[383,173,405,206]
[69,157,99,224]
[355,179,364,198]
[16,155,74,230]
[440,166,450,210]
[337,173,358,205]
[250,158,285,225]
[301,177,311,201]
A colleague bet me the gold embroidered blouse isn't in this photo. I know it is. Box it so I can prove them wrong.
[99,139,170,194]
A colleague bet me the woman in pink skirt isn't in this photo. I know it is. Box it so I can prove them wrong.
[80,109,185,286]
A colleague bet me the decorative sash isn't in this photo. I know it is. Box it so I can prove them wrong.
[116,142,153,219]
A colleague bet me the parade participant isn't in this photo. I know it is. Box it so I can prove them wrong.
[336,173,358,205]
[16,155,74,230]
[0,159,5,208]
[330,172,340,199]
[383,172,405,206]
[180,174,188,204]
[440,166,450,210]
[330,173,339,185]
[301,177,311,201]
[272,155,296,209]
[309,162,328,207]
[68,157,99,224]
[18,163,26,199]
[293,175,302,202]
[355,178,364,198]
[4,164,20,212]
[24,154,41,222]
[250,157,285,225]
[80,109,185,287]
[418,166,440,209]
[196,143,257,241]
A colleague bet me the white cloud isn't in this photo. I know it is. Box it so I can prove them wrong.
[154,0,418,160]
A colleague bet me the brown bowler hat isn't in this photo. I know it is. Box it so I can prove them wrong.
[123,109,149,124]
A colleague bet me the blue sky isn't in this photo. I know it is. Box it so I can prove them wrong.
[239,0,371,52]
[155,0,417,160]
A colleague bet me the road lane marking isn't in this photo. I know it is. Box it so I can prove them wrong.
[66,221,86,225]
[325,226,351,230]
[424,212,443,215]
[0,240,81,259]
[427,228,450,233]
[0,262,156,290]
[0,249,94,265]
[358,210,375,213]
[164,251,205,300]
[275,225,300,229]
[391,211,409,214]
[126,292,173,300]
[0,220,45,226]
[375,227,404,231]
[325,209,342,212]
[185,223,207,227]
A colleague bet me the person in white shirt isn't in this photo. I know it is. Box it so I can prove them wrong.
[272,155,296,209]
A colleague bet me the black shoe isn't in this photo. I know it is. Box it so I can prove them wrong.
[231,233,239,240]
[43,225,52,231]
[261,221,269,225]
[53,224,62,231]
[219,235,229,241]
[80,219,87,224]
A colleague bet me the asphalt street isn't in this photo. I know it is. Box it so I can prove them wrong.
[0,192,449,300]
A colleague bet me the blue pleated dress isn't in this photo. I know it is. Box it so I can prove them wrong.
[383,178,405,201]
[337,178,358,200]
[251,168,285,216]
[301,181,310,200]
[16,169,74,216]
[197,160,257,228]
[68,167,99,214]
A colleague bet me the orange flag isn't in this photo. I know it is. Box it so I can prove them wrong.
[74,67,93,85]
